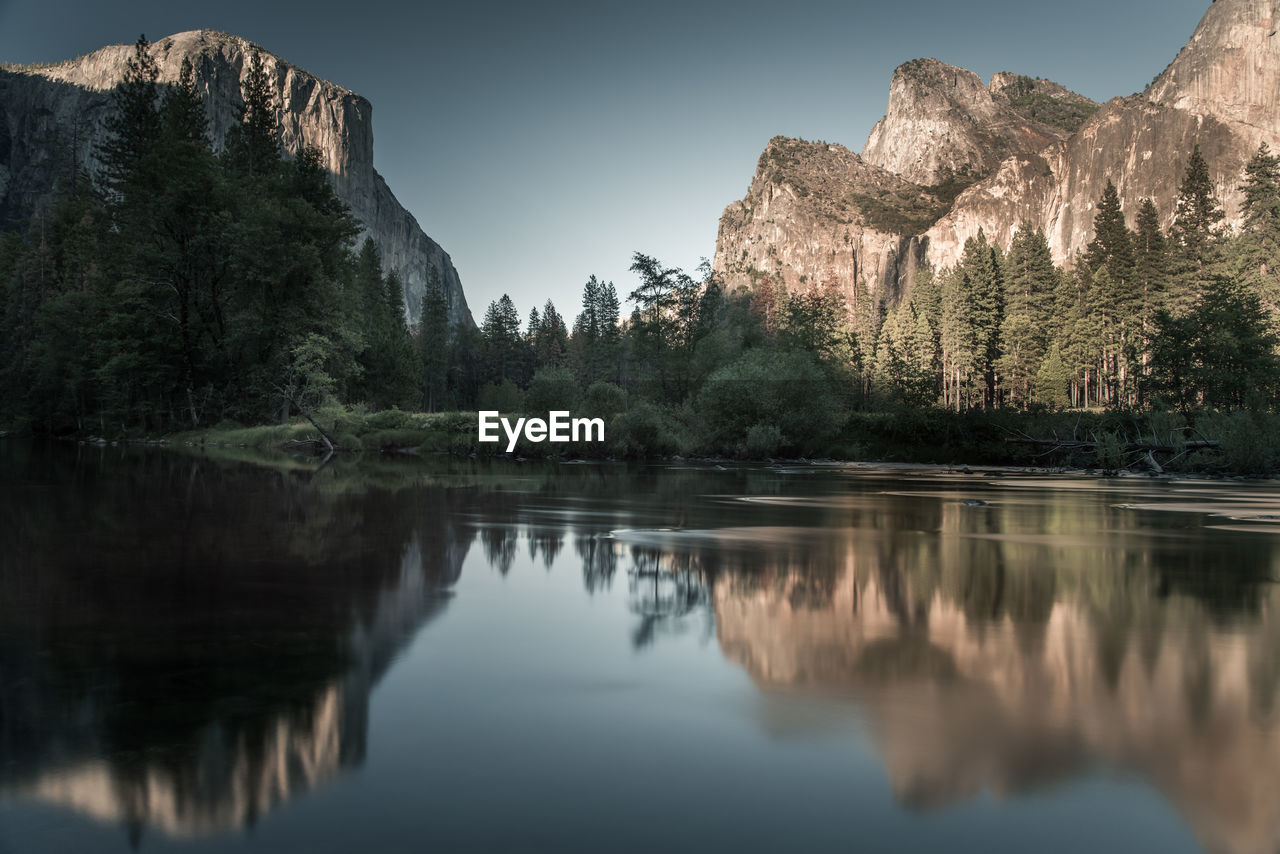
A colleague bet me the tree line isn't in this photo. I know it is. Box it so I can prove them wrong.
[5,36,1280,460]
[0,36,421,433]
[412,142,1280,457]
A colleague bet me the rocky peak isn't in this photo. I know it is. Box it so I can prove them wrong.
[1147,0,1280,133]
[0,30,471,326]
[713,136,928,304]
[988,72,1100,133]
[861,58,1066,187]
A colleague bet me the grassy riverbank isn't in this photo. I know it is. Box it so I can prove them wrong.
[155,404,1280,477]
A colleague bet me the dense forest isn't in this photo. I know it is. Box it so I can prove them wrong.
[0,37,421,433]
[5,37,1280,469]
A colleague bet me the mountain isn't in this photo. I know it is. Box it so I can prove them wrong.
[715,0,1274,304]
[0,30,471,326]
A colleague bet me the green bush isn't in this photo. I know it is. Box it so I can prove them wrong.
[743,423,784,458]
[582,381,627,418]
[525,366,580,413]
[365,408,414,430]
[334,432,363,451]
[610,401,686,458]
[696,348,844,453]
[478,380,524,414]
[1194,410,1280,475]
[1094,430,1125,475]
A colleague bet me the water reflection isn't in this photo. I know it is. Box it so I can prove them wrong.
[0,443,472,841]
[4,445,1280,854]
[616,488,1280,854]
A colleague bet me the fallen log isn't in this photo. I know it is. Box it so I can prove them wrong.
[1004,438,1219,453]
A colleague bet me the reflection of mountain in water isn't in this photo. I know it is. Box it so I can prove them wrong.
[700,522,1280,854]
[0,445,475,841]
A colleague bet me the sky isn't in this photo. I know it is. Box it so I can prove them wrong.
[0,0,1213,323]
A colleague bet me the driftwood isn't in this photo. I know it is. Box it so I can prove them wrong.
[271,383,337,455]
[1005,436,1220,474]
[1004,438,1220,453]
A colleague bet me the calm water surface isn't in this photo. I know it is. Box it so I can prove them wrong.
[3,441,1280,853]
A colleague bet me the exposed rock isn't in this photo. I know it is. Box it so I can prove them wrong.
[988,72,1101,133]
[716,0,1279,303]
[0,30,471,326]
[713,136,927,303]
[862,58,1075,188]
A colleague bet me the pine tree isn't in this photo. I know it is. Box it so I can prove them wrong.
[532,300,568,367]
[1085,179,1136,284]
[1033,344,1072,409]
[161,57,208,145]
[1132,199,1169,360]
[481,294,523,384]
[998,223,1055,407]
[98,34,160,204]
[1168,144,1225,314]
[1236,144,1280,330]
[419,265,450,411]
[960,232,1003,408]
[225,50,278,180]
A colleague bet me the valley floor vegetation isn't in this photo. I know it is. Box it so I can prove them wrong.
[6,38,1280,474]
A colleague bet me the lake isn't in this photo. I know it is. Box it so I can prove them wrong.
[2,441,1279,853]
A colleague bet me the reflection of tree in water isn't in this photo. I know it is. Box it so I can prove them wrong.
[0,443,484,841]
[627,547,712,650]
[527,525,564,569]
[481,525,518,575]
[576,533,618,594]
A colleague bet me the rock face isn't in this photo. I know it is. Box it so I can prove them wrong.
[716,0,1278,304]
[714,137,927,302]
[862,58,1071,187]
[0,30,471,326]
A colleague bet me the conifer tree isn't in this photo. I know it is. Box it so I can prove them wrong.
[1236,143,1280,329]
[1132,199,1169,354]
[481,294,523,384]
[98,34,159,204]
[1168,144,1226,314]
[1085,179,1136,284]
[419,266,450,411]
[998,223,1055,407]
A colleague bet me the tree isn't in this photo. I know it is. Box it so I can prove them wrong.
[626,252,701,402]
[531,300,568,367]
[1033,344,1072,409]
[1085,180,1136,285]
[224,50,278,180]
[1132,199,1169,358]
[998,223,1056,407]
[98,34,160,204]
[1146,276,1280,411]
[480,294,524,384]
[1168,144,1225,314]
[1236,144,1280,330]
[419,266,450,411]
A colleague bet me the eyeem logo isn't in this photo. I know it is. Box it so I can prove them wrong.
[478,411,605,453]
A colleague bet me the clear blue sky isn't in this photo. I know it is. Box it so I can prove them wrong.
[0,0,1211,324]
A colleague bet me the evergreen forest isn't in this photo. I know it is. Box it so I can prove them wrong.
[6,37,1280,472]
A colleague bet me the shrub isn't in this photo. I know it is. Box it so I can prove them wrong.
[478,380,524,414]
[696,348,844,453]
[743,423,784,458]
[366,408,414,430]
[610,401,685,458]
[581,381,627,418]
[1194,410,1280,475]
[524,366,580,413]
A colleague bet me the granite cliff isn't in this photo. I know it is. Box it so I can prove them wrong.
[0,30,471,326]
[715,0,1276,305]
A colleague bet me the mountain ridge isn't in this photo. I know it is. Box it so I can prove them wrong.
[0,29,472,326]
[714,0,1274,304]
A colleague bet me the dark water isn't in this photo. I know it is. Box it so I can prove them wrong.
[3,442,1280,854]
